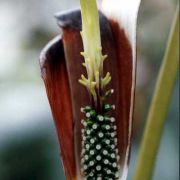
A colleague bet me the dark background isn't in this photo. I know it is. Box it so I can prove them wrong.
[0,0,179,179]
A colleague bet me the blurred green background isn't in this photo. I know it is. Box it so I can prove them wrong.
[0,0,179,180]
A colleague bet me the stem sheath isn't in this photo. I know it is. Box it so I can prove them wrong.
[134,4,179,180]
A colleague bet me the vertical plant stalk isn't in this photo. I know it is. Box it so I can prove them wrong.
[134,4,179,180]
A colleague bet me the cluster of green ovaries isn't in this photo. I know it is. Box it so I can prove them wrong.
[80,105,120,180]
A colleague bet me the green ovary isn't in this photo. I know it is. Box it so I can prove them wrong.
[80,105,120,180]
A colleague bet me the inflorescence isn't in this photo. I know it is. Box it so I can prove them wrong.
[80,104,120,180]
[79,1,120,179]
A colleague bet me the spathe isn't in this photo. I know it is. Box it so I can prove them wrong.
[101,0,141,179]
[39,1,141,179]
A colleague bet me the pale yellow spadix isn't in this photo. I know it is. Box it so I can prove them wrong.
[79,0,109,101]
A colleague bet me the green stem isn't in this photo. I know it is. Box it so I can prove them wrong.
[134,4,179,180]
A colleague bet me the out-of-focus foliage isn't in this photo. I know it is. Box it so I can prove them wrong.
[0,0,178,180]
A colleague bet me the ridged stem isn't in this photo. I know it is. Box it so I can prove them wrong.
[134,4,179,180]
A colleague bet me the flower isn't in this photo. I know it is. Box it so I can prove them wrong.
[39,1,141,179]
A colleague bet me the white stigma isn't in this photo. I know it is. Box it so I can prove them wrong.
[115,172,120,178]
[89,161,94,166]
[111,117,115,122]
[81,119,84,124]
[104,159,109,164]
[105,139,110,144]
[81,168,84,173]
[85,155,88,160]
[111,153,116,158]
[96,144,101,150]
[81,148,85,154]
[90,150,95,155]
[98,115,104,121]
[98,132,104,138]
[112,162,117,167]
[84,165,87,170]
[83,122,87,126]
[81,158,85,164]
[103,150,108,155]
[92,124,98,129]
[85,144,90,149]
[111,132,115,137]
[82,140,85,145]
[97,177,102,180]
[111,144,115,149]
[96,155,102,161]
[80,107,84,112]
[86,112,91,118]
[81,129,85,133]
[90,139,95,144]
[96,165,101,171]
